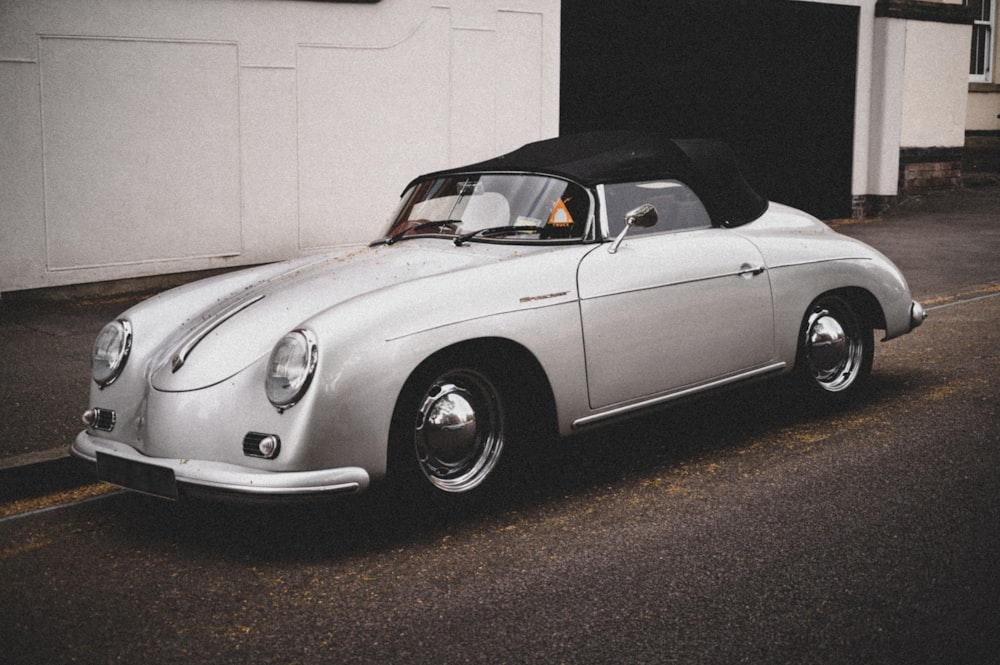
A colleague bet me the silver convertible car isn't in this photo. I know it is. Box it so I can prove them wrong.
[73,132,925,502]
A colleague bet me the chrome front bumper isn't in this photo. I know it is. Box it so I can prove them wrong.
[72,431,370,500]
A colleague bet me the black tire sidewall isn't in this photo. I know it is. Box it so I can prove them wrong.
[386,351,520,503]
[795,294,874,404]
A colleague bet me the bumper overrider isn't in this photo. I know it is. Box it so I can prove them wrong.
[72,430,370,501]
[910,300,927,331]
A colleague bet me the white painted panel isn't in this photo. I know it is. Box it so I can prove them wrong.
[967,91,1000,131]
[450,28,498,165]
[0,62,46,290]
[899,21,970,148]
[496,11,544,153]
[297,9,451,249]
[40,37,241,270]
[240,67,299,259]
[1,1,560,292]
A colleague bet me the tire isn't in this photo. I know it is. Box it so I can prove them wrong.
[796,294,874,402]
[389,355,513,498]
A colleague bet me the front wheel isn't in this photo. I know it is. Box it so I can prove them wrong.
[796,294,874,402]
[390,359,512,497]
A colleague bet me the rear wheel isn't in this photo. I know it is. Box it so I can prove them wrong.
[796,294,874,402]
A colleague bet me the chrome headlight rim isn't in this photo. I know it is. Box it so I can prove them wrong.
[92,319,133,388]
[265,329,319,410]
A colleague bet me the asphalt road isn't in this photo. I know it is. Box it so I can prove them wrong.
[2,293,998,664]
[2,187,999,664]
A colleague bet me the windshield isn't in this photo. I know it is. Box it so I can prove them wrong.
[379,174,592,245]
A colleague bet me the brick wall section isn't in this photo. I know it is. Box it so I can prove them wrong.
[903,160,963,193]
[851,195,896,219]
[898,147,964,195]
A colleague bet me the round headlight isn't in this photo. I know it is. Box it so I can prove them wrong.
[92,320,133,388]
[265,330,318,409]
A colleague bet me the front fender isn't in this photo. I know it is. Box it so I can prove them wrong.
[296,297,590,480]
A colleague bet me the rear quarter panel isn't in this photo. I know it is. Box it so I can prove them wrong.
[735,204,915,364]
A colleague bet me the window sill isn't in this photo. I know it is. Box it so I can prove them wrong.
[969,83,1000,93]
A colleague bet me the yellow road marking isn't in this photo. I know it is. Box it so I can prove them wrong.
[923,282,1000,308]
[0,482,120,521]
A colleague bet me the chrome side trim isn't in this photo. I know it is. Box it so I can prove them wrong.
[572,362,787,429]
[578,268,761,302]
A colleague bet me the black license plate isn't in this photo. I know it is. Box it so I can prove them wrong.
[97,453,178,501]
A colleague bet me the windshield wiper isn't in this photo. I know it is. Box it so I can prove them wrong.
[382,220,460,246]
[453,225,538,246]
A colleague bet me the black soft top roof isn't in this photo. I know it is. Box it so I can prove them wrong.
[411,131,768,227]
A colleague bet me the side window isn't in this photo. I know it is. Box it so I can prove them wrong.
[604,180,712,237]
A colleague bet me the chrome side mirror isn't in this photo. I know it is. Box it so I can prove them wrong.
[609,204,658,254]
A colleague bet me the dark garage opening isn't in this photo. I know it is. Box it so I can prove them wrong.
[561,1,859,219]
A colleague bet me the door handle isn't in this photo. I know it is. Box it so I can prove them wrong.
[738,263,766,277]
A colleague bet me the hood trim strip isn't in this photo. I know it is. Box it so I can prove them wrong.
[170,294,265,373]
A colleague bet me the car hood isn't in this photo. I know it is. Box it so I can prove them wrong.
[149,241,583,392]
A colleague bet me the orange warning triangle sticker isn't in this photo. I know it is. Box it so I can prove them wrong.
[547,199,574,227]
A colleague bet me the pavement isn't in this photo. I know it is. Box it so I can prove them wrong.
[1,183,998,497]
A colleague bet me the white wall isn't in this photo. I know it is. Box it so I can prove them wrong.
[898,19,970,148]
[798,1,973,198]
[967,92,1000,131]
[0,0,560,293]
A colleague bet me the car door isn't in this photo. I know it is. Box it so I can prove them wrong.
[577,180,775,410]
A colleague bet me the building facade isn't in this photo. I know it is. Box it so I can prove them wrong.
[1,0,560,294]
[1,0,997,294]
[967,0,1000,179]
[878,0,998,202]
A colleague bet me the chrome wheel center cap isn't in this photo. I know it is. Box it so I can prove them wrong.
[418,385,478,469]
[808,314,847,372]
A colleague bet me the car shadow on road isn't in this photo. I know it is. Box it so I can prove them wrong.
[99,366,935,563]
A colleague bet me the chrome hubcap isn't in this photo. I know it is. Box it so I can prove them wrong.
[415,371,504,493]
[805,306,862,392]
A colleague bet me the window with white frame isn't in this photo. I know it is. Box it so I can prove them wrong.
[971,0,995,82]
